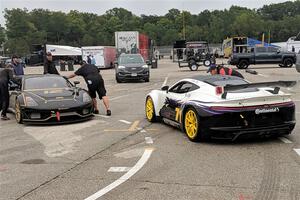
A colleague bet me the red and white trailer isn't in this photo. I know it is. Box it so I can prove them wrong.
[115,31,152,61]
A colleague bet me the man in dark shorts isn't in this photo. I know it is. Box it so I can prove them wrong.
[68,63,111,116]
[0,68,14,120]
[207,64,244,78]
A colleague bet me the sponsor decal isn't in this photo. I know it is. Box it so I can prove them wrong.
[255,107,279,114]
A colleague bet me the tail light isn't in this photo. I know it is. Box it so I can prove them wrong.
[215,86,224,95]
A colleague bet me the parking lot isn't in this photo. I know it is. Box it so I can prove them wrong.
[1,59,300,200]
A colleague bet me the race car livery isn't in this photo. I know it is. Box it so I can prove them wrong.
[145,75,296,141]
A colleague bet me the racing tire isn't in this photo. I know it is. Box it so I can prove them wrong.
[237,60,249,69]
[15,100,23,124]
[203,59,211,67]
[283,58,294,68]
[183,107,203,142]
[145,96,157,122]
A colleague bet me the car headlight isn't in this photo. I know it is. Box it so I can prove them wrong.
[25,96,38,107]
[142,65,149,69]
[118,66,125,69]
[83,93,91,103]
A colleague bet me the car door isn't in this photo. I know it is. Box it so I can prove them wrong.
[160,81,198,123]
[9,79,22,109]
[255,47,269,64]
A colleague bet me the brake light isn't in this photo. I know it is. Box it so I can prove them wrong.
[215,86,224,95]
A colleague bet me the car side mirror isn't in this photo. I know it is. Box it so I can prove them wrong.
[161,85,169,91]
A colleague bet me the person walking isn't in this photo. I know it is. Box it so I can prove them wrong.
[44,52,59,75]
[8,55,24,75]
[0,68,14,120]
[68,63,111,116]
[207,64,244,78]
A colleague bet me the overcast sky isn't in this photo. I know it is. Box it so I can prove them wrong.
[0,0,291,26]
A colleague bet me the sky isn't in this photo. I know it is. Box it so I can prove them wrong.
[0,0,291,26]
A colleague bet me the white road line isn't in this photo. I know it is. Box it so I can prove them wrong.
[162,76,168,87]
[94,114,110,119]
[258,73,269,78]
[294,149,300,156]
[278,137,293,144]
[108,167,131,172]
[85,148,153,200]
[110,95,129,101]
[145,137,153,144]
[119,120,132,125]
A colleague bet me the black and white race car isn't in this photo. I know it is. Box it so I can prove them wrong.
[145,75,296,141]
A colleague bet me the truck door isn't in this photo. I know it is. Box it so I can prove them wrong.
[255,47,268,64]
[268,47,282,63]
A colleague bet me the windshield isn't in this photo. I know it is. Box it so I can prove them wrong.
[119,55,144,64]
[24,76,71,90]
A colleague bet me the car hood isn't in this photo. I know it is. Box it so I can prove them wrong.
[24,88,77,100]
[121,63,145,68]
[22,88,91,109]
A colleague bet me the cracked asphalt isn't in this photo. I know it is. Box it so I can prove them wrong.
[1,59,300,200]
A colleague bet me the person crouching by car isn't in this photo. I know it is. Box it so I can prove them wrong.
[0,68,14,120]
[8,55,24,75]
[68,63,111,116]
[207,64,244,78]
[44,52,59,75]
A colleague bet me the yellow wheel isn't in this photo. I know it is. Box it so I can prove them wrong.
[145,96,156,122]
[15,101,23,124]
[184,108,200,141]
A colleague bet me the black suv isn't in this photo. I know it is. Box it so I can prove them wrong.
[115,54,150,83]
[228,46,296,69]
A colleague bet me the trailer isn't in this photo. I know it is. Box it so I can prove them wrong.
[115,31,153,62]
[81,46,116,69]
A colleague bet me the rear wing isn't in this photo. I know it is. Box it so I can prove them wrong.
[221,81,297,99]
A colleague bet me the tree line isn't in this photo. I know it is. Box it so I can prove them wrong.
[1,0,300,56]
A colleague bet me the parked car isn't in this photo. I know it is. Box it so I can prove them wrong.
[145,75,296,142]
[9,74,94,124]
[228,46,296,69]
[115,54,150,83]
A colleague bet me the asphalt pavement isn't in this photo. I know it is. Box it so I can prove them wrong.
[1,59,300,200]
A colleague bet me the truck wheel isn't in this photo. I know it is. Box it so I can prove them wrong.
[203,59,211,67]
[283,58,293,68]
[237,60,249,69]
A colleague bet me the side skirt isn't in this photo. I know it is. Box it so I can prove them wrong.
[162,118,181,129]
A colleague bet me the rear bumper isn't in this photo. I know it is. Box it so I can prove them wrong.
[208,122,295,141]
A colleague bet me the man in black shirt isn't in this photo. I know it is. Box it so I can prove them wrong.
[68,63,111,116]
[0,68,14,120]
[44,52,59,75]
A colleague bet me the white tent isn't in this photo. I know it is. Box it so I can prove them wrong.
[46,44,82,56]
